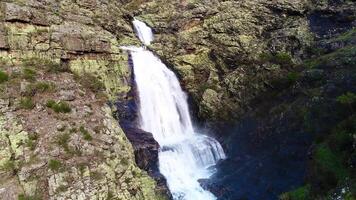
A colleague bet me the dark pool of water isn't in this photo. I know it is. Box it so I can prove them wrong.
[204,118,312,200]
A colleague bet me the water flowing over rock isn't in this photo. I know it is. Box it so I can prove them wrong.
[123,20,226,200]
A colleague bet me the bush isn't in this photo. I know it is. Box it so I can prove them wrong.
[19,97,35,110]
[46,100,71,113]
[287,72,300,83]
[22,68,37,81]
[22,57,66,73]
[79,126,92,141]
[280,185,310,200]
[337,92,356,105]
[0,70,9,83]
[315,144,348,181]
[55,133,71,152]
[75,73,105,93]
[24,82,55,96]
[274,52,293,66]
[1,160,16,173]
[48,159,62,171]
[258,52,293,66]
[17,194,42,200]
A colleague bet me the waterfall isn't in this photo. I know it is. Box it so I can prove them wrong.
[123,19,226,200]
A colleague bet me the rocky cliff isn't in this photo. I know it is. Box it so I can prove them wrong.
[0,0,165,199]
[0,0,355,199]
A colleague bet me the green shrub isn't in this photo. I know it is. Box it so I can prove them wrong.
[22,57,65,73]
[19,97,35,110]
[1,160,16,173]
[280,185,310,200]
[0,70,9,83]
[315,144,348,181]
[48,159,62,171]
[258,52,293,66]
[79,126,92,141]
[274,52,293,66]
[55,133,71,152]
[75,73,105,93]
[287,72,300,83]
[46,100,71,113]
[22,68,37,81]
[17,194,41,200]
[26,133,38,151]
[337,92,356,105]
[24,82,55,96]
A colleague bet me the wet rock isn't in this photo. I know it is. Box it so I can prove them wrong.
[123,127,159,173]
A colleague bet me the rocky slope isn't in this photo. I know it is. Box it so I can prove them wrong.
[0,0,166,199]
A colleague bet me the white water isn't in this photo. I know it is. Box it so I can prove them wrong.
[125,19,226,200]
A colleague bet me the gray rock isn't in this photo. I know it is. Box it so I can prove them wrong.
[59,90,76,101]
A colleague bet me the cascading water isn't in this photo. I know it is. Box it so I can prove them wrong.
[124,19,226,200]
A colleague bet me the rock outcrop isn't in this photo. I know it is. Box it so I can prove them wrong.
[0,0,166,199]
[133,0,315,122]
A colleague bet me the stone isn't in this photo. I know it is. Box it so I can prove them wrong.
[59,90,76,101]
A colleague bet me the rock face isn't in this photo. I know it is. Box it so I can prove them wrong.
[0,0,166,199]
[133,0,314,121]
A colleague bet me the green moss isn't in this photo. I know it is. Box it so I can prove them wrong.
[0,70,9,84]
[46,100,71,113]
[315,144,348,181]
[48,159,62,172]
[19,97,35,110]
[79,126,92,141]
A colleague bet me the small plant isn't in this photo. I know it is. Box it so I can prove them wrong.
[24,82,55,96]
[258,52,293,66]
[55,133,71,152]
[274,52,293,66]
[22,57,65,73]
[19,97,35,110]
[79,126,92,141]
[337,92,356,114]
[0,70,9,83]
[75,73,105,93]
[55,185,69,193]
[46,100,71,113]
[287,72,300,83]
[337,92,356,109]
[90,171,103,180]
[22,68,37,81]
[1,160,16,173]
[26,133,39,150]
[48,159,62,171]
[17,194,42,200]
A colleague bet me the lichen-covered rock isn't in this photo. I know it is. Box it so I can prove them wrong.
[0,0,166,197]
[133,0,315,121]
